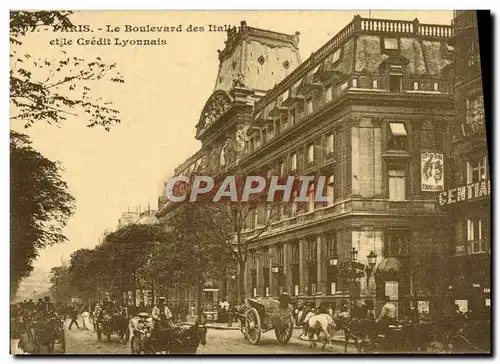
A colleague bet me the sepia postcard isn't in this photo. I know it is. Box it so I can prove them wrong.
[9,10,491,355]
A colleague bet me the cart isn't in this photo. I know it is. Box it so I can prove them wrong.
[241,297,293,345]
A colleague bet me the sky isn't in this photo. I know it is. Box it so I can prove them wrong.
[10,10,453,272]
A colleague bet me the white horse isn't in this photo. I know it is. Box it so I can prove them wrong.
[307,313,336,351]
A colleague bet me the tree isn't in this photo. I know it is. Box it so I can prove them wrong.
[167,171,288,303]
[10,131,75,296]
[68,248,109,303]
[49,266,73,304]
[101,223,166,302]
[157,203,234,305]
[10,10,124,130]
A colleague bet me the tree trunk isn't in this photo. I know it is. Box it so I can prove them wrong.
[238,259,246,304]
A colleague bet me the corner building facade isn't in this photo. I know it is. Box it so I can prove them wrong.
[158,16,457,319]
[439,11,490,315]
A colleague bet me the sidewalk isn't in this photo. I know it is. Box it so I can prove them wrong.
[186,318,347,343]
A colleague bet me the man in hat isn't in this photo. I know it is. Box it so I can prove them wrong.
[377,296,397,332]
[151,297,173,346]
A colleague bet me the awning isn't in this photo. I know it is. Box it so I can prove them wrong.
[390,123,407,136]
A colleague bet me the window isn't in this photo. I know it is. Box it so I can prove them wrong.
[261,128,267,144]
[332,48,341,63]
[327,235,337,257]
[289,109,296,125]
[276,244,284,265]
[466,95,484,125]
[388,170,406,201]
[385,230,409,256]
[291,242,299,263]
[389,74,402,92]
[373,79,378,89]
[327,175,335,205]
[384,38,399,50]
[352,78,358,88]
[306,97,313,114]
[308,240,317,262]
[413,81,419,90]
[291,190,298,216]
[420,120,435,149]
[466,156,488,183]
[327,133,334,155]
[291,153,298,171]
[279,160,285,176]
[307,144,315,163]
[433,82,439,91]
[467,218,489,254]
[325,85,333,102]
[281,115,288,131]
[388,122,408,150]
[307,183,315,213]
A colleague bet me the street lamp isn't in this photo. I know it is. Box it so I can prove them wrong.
[365,250,378,284]
[328,255,339,267]
[350,247,358,262]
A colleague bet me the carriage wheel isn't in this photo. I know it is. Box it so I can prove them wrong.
[275,317,294,344]
[245,308,262,344]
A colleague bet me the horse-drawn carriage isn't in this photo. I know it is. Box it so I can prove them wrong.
[18,313,66,354]
[129,313,207,354]
[95,309,130,343]
[239,297,294,345]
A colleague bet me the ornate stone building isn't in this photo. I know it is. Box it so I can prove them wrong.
[158,15,458,318]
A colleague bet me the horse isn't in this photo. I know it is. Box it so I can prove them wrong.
[168,315,207,354]
[306,313,336,350]
[335,316,377,353]
[115,307,131,343]
[298,308,316,340]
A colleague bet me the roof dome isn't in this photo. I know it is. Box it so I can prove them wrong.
[375,257,403,281]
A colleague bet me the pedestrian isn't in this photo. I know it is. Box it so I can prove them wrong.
[81,305,91,330]
[68,305,80,330]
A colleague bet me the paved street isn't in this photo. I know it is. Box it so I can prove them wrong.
[59,320,357,355]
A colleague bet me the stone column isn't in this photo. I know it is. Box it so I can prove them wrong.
[244,261,251,299]
[283,242,293,295]
[299,239,309,296]
[317,235,327,296]
[256,252,264,296]
[269,245,275,297]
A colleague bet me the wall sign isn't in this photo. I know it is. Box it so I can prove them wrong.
[418,300,430,314]
[455,299,468,313]
[385,281,399,300]
[421,152,444,191]
[438,180,490,206]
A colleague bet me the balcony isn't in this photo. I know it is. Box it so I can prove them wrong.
[350,199,440,214]
[454,239,490,256]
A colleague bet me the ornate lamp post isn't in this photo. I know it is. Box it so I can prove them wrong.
[365,250,378,281]
[328,255,339,268]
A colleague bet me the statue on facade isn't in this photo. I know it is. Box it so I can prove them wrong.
[234,125,249,162]
[220,144,227,168]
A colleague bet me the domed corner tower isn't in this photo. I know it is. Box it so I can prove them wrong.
[213,20,302,94]
[195,21,302,165]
